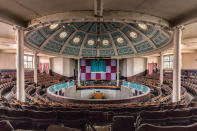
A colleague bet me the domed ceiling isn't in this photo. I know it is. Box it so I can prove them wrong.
[25,22,173,58]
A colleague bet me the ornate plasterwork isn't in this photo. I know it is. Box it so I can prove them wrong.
[25,22,173,58]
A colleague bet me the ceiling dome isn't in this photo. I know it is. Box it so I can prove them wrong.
[25,22,173,58]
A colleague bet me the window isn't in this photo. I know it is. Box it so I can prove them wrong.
[164,55,173,69]
[24,55,33,69]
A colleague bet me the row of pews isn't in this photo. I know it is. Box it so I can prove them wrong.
[0,70,197,130]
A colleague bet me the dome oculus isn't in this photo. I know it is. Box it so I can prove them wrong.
[73,37,81,44]
[88,39,95,46]
[129,32,138,39]
[117,37,124,44]
[49,24,59,30]
[59,32,67,39]
[138,23,148,30]
[102,39,109,46]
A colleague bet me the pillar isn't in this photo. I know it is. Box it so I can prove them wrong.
[49,57,53,72]
[160,52,164,85]
[16,27,25,102]
[34,52,38,85]
[78,59,80,86]
[172,27,182,102]
[117,59,120,86]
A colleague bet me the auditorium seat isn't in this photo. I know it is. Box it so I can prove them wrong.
[166,109,192,125]
[31,110,56,120]
[0,120,14,131]
[137,110,167,126]
[47,125,81,131]
[111,116,135,131]
[4,109,29,119]
[190,102,197,107]
[30,110,57,130]
[56,111,86,130]
[191,107,197,123]
[87,111,114,126]
[0,70,196,130]
[136,122,197,131]
[10,120,32,130]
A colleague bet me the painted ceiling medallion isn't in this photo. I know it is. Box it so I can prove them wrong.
[59,32,67,39]
[117,37,124,44]
[129,32,138,39]
[138,23,148,30]
[102,39,109,46]
[73,37,80,44]
[49,24,59,30]
[88,39,95,46]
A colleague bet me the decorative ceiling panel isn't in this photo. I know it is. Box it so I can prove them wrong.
[25,22,173,58]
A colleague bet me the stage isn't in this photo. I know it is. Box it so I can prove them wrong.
[47,80,150,104]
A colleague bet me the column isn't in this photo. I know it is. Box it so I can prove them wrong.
[16,27,25,102]
[34,52,38,85]
[160,52,164,85]
[172,27,182,102]
[78,59,80,86]
[117,59,120,86]
[49,57,53,74]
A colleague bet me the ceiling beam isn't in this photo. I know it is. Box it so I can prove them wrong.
[170,9,197,27]
[40,27,64,49]
[0,13,26,27]
[94,0,103,17]
[107,32,118,56]
[79,34,88,57]
[28,11,169,29]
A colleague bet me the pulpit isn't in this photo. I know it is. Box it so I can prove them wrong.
[93,91,103,99]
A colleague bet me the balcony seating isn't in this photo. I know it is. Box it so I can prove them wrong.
[111,116,135,131]
[137,110,167,126]
[47,125,81,131]
[0,70,197,130]
[166,109,192,125]
[56,111,86,130]
[136,122,197,131]
[0,120,14,131]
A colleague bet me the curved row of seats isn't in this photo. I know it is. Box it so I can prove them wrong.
[128,76,175,103]
[0,70,197,130]
[0,98,195,131]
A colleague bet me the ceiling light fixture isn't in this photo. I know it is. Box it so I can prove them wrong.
[117,37,124,44]
[59,32,67,39]
[49,24,59,30]
[138,23,148,30]
[129,32,138,39]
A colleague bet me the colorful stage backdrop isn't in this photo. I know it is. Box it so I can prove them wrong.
[80,59,116,80]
